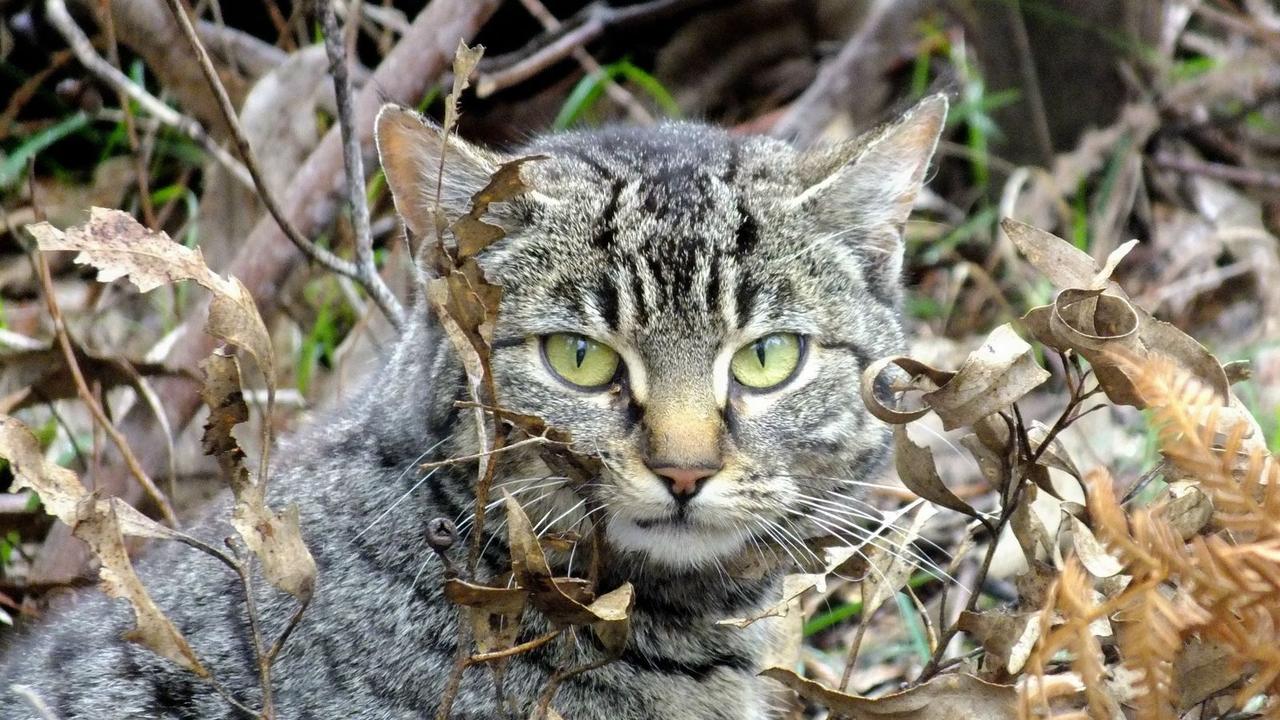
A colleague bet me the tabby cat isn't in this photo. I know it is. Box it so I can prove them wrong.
[0,94,946,719]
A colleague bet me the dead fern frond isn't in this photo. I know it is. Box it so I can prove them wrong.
[1027,355,1280,717]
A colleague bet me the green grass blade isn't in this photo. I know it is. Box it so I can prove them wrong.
[0,112,90,189]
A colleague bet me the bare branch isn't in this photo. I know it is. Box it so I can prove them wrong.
[156,0,407,330]
[317,0,406,331]
[769,0,904,145]
[44,0,253,188]
[505,0,653,123]
[476,0,724,97]
[1153,150,1280,190]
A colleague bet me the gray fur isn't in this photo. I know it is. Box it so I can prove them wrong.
[0,97,944,719]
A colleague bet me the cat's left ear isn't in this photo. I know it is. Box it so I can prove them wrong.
[793,95,947,295]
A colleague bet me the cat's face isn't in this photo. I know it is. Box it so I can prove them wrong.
[377,100,945,569]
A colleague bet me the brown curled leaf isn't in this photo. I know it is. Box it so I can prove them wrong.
[860,355,955,424]
[921,324,1051,430]
[958,610,1041,676]
[895,426,986,526]
[1005,219,1230,407]
[1,416,206,675]
[1002,218,1111,291]
[761,666,1018,720]
[1161,482,1214,540]
[444,578,529,655]
[1068,514,1124,578]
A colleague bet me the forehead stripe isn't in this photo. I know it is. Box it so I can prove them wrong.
[593,272,620,331]
[593,178,623,249]
[733,196,760,258]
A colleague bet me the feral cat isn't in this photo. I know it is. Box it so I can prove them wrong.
[0,95,945,719]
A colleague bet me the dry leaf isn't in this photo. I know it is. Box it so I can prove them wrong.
[1068,515,1124,578]
[1002,218,1113,291]
[0,415,206,676]
[445,578,529,655]
[442,41,483,137]
[199,353,315,602]
[860,355,956,424]
[503,492,634,628]
[74,497,208,676]
[1161,482,1213,540]
[26,207,276,395]
[718,546,858,629]
[1,415,182,542]
[895,426,985,525]
[1004,218,1230,407]
[452,155,544,259]
[922,324,1051,430]
[958,610,1041,675]
[761,667,1017,719]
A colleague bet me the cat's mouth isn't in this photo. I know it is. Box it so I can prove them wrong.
[633,512,692,529]
[607,512,746,568]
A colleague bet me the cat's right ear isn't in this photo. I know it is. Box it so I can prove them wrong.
[375,104,503,238]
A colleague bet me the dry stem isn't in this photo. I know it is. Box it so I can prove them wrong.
[159,0,404,331]
[33,253,179,528]
[317,0,406,331]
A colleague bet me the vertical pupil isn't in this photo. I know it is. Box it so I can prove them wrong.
[575,337,588,367]
[755,340,768,367]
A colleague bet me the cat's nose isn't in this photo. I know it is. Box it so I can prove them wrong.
[649,464,720,502]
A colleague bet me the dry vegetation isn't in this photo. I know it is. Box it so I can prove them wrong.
[2,1,1280,718]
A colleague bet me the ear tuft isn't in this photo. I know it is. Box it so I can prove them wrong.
[374,104,502,238]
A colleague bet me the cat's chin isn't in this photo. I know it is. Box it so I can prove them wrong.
[606,516,745,569]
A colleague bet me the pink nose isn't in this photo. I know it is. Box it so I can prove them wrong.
[649,465,719,500]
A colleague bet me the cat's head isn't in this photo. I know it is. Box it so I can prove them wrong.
[376,98,945,569]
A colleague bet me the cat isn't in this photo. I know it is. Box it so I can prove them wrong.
[0,94,946,719]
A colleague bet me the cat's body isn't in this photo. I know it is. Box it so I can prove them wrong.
[1,99,945,719]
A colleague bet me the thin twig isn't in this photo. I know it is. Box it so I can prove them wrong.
[97,5,158,229]
[43,0,249,188]
[511,0,652,123]
[470,629,561,664]
[266,595,312,665]
[33,254,179,528]
[475,0,722,97]
[1152,151,1280,190]
[419,434,556,471]
[1006,0,1055,166]
[226,539,274,720]
[838,591,872,691]
[317,0,406,331]
[159,0,405,330]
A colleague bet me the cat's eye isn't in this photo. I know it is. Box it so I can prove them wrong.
[730,333,804,390]
[542,333,622,389]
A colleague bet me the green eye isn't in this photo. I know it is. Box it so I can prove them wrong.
[730,333,803,389]
[542,333,622,389]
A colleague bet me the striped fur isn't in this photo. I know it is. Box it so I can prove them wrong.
[0,97,945,719]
